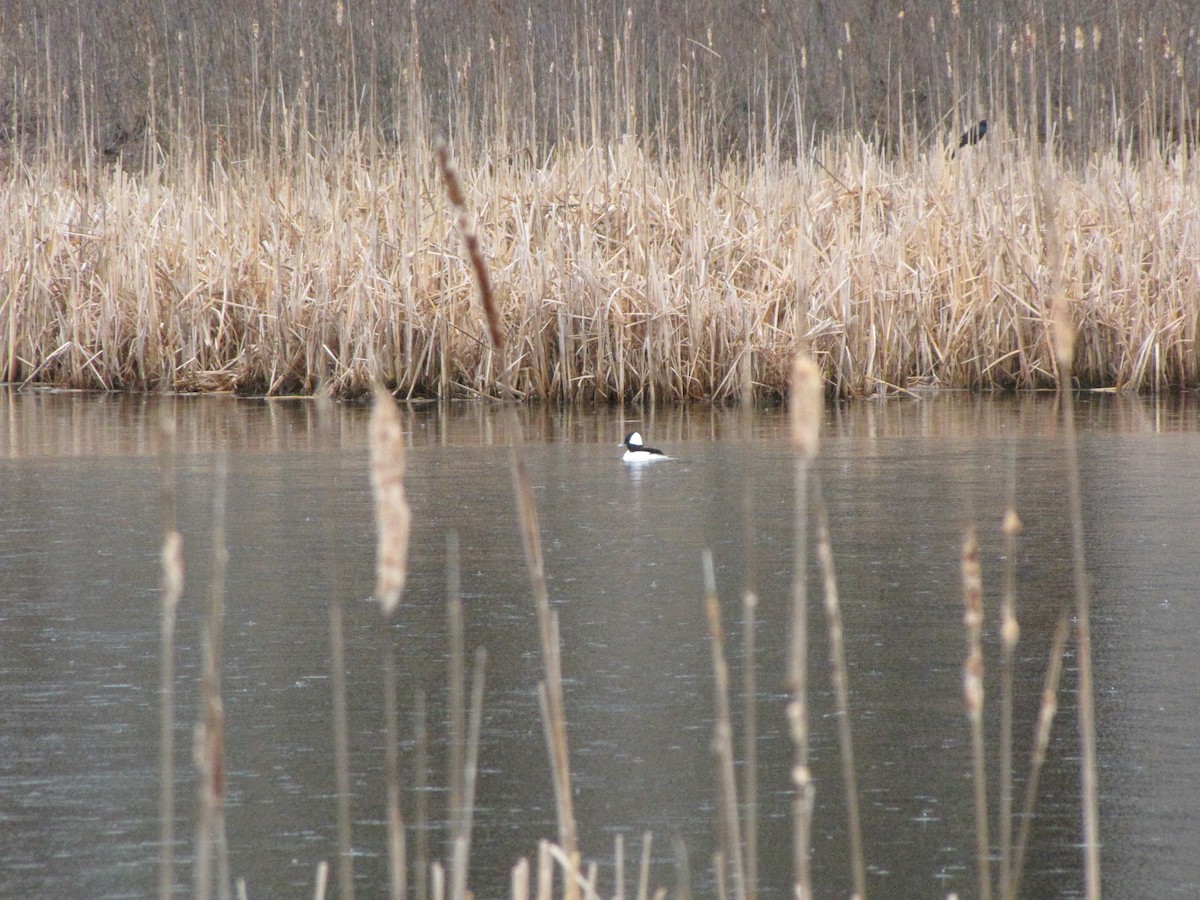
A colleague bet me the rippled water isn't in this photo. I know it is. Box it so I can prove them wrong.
[1,389,1198,897]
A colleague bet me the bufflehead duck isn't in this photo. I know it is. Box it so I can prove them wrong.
[620,431,668,462]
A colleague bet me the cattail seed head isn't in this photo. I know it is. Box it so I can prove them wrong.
[789,353,823,460]
[369,385,411,615]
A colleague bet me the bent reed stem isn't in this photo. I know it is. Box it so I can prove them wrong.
[813,479,866,899]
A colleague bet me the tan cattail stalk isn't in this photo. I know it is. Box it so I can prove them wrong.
[739,469,758,900]
[787,351,823,900]
[814,485,866,899]
[961,523,991,900]
[1011,614,1071,899]
[435,143,505,355]
[513,418,579,891]
[195,459,231,900]
[158,412,182,900]
[447,532,465,852]
[740,587,758,900]
[703,551,747,900]
[450,648,487,900]
[383,645,407,900]
[998,502,1022,900]
[329,597,355,900]
[414,691,430,900]
[615,833,625,900]
[672,833,692,900]
[637,832,653,900]
[1062,384,1102,899]
[512,857,530,900]
[314,860,330,900]
[370,384,411,616]
[789,354,823,461]
[158,528,183,900]
[1042,176,1101,899]
[537,840,553,900]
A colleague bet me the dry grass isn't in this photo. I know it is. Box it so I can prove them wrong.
[0,3,1198,400]
[2,129,1197,400]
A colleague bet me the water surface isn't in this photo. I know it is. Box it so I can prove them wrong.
[1,389,1198,897]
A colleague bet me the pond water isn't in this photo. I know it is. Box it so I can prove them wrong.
[1,388,1198,898]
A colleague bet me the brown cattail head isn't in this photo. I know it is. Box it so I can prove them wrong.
[369,384,411,615]
[435,144,466,209]
[961,524,983,630]
[789,353,823,460]
[435,141,505,353]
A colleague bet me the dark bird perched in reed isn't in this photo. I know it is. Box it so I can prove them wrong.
[953,119,988,156]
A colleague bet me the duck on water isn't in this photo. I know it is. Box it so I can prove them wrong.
[620,431,669,462]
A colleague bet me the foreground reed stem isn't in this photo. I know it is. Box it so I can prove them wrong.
[739,468,758,900]
[1043,176,1101,897]
[383,644,407,900]
[195,459,231,900]
[158,412,181,900]
[703,551,746,900]
[787,352,823,900]
[961,523,991,900]
[813,481,866,899]
[1011,614,1071,898]
[998,494,1022,899]
[329,598,355,900]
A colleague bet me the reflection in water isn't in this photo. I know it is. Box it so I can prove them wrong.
[1,388,1198,897]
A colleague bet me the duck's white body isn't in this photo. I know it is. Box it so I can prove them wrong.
[620,431,668,462]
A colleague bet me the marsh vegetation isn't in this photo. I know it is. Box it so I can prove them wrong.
[1,1,1198,398]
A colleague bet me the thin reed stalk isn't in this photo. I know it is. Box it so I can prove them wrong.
[998,494,1022,899]
[1011,614,1071,898]
[786,353,822,900]
[450,648,487,900]
[195,458,231,900]
[614,833,625,900]
[383,645,407,900]
[702,551,747,900]
[157,412,181,900]
[314,860,329,900]
[739,471,758,900]
[1042,177,1102,897]
[739,589,758,900]
[672,834,691,900]
[960,523,992,900]
[1060,338,1103,899]
[512,857,530,900]
[329,598,356,900]
[325,387,356,900]
[637,832,653,900]
[447,532,466,859]
[813,481,866,899]
[414,691,429,900]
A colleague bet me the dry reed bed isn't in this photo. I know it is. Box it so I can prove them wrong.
[3,137,1198,399]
